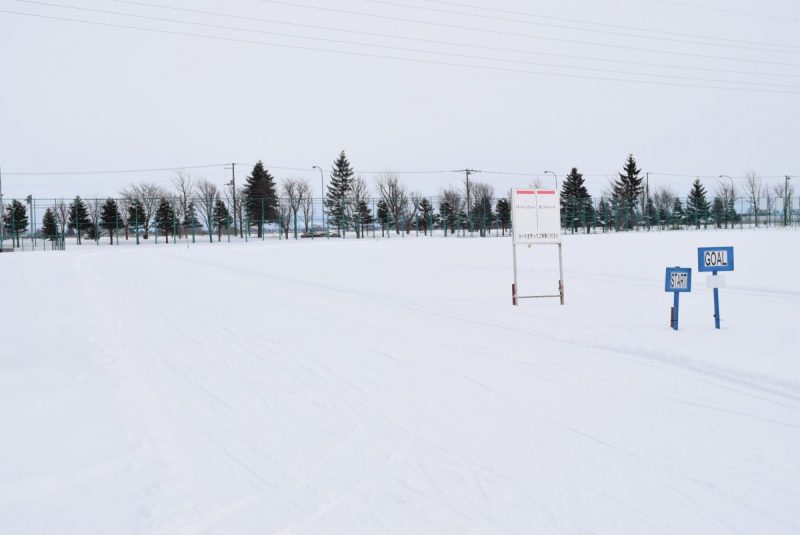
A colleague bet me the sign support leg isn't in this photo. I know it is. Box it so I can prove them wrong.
[558,242,565,305]
[512,243,519,306]
[673,292,680,331]
[712,270,720,329]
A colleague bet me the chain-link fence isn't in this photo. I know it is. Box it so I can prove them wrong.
[1,195,798,252]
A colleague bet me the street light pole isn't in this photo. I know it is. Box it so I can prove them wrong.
[544,170,558,190]
[313,165,325,235]
[0,165,4,248]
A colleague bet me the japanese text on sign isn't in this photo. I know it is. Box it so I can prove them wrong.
[511,189,561,245]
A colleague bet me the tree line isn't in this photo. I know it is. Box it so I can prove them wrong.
[1,152,796,247]
[558,154,795,233]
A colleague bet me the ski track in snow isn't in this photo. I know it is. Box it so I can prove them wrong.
[1,230,799,534]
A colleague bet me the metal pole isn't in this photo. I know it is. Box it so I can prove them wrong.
[225,163,238,237]
[785,176,791,227]
[313,165,325,236]
[673,292,680,331]
[0,165,4,249]
[712,270,720,329]
[544,170,558,191]
[512,242,518,306]
[558,242,565,306]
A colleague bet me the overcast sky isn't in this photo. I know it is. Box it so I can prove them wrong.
[1,0,798,199]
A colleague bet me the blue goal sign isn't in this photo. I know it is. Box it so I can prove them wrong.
[697,246,734,272]
[664,267,692,293]
[697,246,734,329]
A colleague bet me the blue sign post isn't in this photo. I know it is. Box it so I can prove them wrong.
[665,267,692,331]
[697,246,735,329]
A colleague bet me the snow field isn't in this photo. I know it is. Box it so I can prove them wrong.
[1,230,798,534]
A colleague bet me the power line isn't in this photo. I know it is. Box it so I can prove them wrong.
[3,163,230,176]
[254,0,800,67]
[650,0,800,23]
[4,162,792,181]
[422,0,800,50]
[107,0,800,80]
[15,0,798,89]
[3,9,799,94]
[357,0,799,54]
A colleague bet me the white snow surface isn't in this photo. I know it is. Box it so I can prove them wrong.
[1,230,798,534]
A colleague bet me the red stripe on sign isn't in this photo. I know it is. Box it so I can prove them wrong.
[516,190,536,195]
[537,190,556,195]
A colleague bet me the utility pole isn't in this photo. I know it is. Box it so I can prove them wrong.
[463,169,481,225]
[224,162,238,236]
[786,175,792,227]
[313,165,325,234]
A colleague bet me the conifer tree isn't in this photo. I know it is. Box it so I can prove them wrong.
[377,200,389,237]
[612,155,644,230]
[2,200,28,246]
[356,199,373,237]
[418,198,434,235]
[597,197,612,232]
[325,151,355,235]
[155,198,176,241]
[711,196,724,228]
[671,197,685,229]
[183,201,199,235]
[127,199,146,243]
[495,198,511,235]
[41,208,58,240]
[68,196,91,245]
[645,196,657,229]
[212,199,230,241]
[560,168,593,233]
[686,178,710,229]
[242,161,278,237]
[100,198,121,245]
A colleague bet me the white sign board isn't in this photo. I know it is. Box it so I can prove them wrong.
[511,189,561,244]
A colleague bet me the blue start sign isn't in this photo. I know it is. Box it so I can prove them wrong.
[664,267,691,331]
[697,246,734,272]
[665,267,692,293]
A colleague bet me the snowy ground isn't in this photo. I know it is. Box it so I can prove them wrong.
[1,230,798,534]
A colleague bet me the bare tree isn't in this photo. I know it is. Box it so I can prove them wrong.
[195,179,219,241]
[470,182,494,236]
[224,182,243,237]
[653,186,676,230]
[440,186,463,235]
[277,198,292,239]
[172,170,194,237]
[375,172,408,234]
[53,199,69,238]
[744,171,762,227]
[349,175,370,238]
[282,178,303,239]
[298,180,313,234]
[121,182,165,239]
[407,191,423,234]
[86,197,102,243]
[714,179,737,229]
[764,181,776,227]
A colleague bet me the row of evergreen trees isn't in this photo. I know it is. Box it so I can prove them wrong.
[1,153,782,245]
[559,155,741,233]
